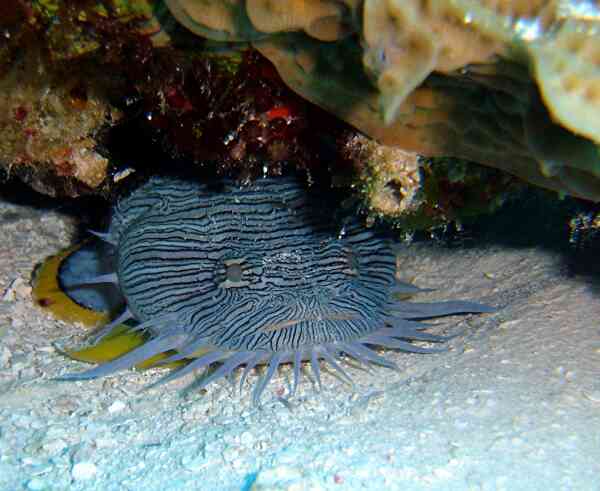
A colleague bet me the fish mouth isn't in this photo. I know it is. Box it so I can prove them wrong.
[261,313,356,332]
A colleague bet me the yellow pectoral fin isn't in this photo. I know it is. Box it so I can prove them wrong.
[65,325,146,364]
[65,325,185,370]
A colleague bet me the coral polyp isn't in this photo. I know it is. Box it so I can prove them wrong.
[55,176,493,403]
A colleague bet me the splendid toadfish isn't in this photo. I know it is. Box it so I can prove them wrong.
[35,176,493,403]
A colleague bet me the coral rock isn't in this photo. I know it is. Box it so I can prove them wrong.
[0,47,121,196]
[165,0,600,201]
[342,133,422,217]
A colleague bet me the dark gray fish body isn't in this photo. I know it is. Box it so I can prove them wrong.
[61,176,494,403]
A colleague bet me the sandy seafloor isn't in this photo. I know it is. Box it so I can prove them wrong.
[0,184,599,491]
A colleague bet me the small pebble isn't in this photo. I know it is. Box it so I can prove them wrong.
[108,400,127,413]
[2,277,31,301]
[0,346,11,368]
[71,462,97,481]
[253,465,304,486]
[42,438,67,455]
[95,437,117,449]
[583,389,600,402]
[26,478,47,491]
[239,431,254,446]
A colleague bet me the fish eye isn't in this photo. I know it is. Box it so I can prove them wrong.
[226,263,244,282]
[219,259,248,289]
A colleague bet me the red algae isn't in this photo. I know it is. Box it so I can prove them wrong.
[132,48,347,180]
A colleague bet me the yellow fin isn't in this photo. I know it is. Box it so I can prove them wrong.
[35,243,196,370]
[65,325,184,370]
[32,242,109,327]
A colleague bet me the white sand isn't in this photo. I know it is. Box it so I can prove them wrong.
[0,190,599,490]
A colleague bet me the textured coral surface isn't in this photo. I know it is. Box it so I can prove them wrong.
[0,47,120,196]
[165,0,600,200]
